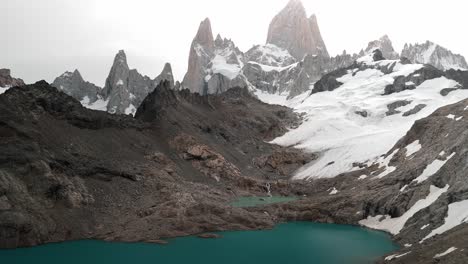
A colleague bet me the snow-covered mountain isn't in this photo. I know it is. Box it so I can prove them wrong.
[257,50,468,179]
[402,41,468,71]
[52,50,174,115]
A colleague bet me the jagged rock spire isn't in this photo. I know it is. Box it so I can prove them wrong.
[155,62,174,88]
[182,18,215,94]
[266,0,328,60]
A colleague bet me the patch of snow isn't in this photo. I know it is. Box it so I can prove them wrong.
[358,175,368,180]
[412,153,456,183]
[80,96,90,105]
[405,140,421,158]
[210,55,241,80]
[360,185,449,235]
[446,114,456,120]
[420,224,430,230]
[0,86,10,94]
[456,116,463,121]
[373,149,399,178]
[400,185,408,192]
[385,251,411,261]
[329,187,338,195]
[247,61,298,73]
[423,199,468,241]
[125,104,137,116]
[404,244,412,248]
[439,151,446,156]
[434,247,457,258]
[82,97,109,111]
[117,79,124,86]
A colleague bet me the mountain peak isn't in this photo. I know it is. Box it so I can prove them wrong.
[194,17,214,50]
[365,35,399,60]
[266,0,328,60]
[113,50,128,67]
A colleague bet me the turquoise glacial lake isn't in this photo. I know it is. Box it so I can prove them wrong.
[0,222,398,264]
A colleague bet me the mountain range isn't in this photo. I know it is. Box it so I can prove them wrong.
[1,0,468,263]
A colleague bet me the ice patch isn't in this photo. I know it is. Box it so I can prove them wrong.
[329,187,338,195]
[405,140,421,157]
[211,55,241,80]
[360,185,449,235]
[125,104,137,116]
[434,247,457,258]
[117,79,124,86]
[0,86,10,94]
[412,152,456,183]
[423,199,468,241]
[385,251,411,261]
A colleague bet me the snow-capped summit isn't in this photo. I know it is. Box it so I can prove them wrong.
[401,41,468,71]
[266,0,329,60]
[364,35,399,60]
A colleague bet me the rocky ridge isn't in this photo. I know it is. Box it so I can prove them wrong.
[402,41,468,71]
[52,50,174,115]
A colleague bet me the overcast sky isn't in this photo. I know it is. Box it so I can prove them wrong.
[2,0,467,86]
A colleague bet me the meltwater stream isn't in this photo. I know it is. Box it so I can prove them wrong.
[0,222,398,264]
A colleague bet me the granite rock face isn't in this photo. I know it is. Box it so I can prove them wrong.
[52,70,101,103]
[365,35,399,60]
[266,0,329,60]
[0,69,25,88]
[401,41,468,71]
[182,19,250,95]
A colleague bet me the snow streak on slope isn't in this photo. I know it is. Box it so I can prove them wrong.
[256,59,468,179]
[359,185,449,235]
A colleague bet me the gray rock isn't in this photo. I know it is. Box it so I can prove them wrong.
[182,18,215,94]
[365,35,399,60]
[0,69,25,87]
[402,104,426,116]
[401,41,468,71]
[266,0,329,60]
[386,100,412,116]
[51,69,101,103]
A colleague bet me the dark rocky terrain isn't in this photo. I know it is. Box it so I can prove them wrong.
[0,80,317,248]
[2,72,468,263]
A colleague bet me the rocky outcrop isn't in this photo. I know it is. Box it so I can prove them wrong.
[52,70,101,103]
[266,0,329,60]
[401,41,468,71]
[0,69,24,88]
[365,35,399,60]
